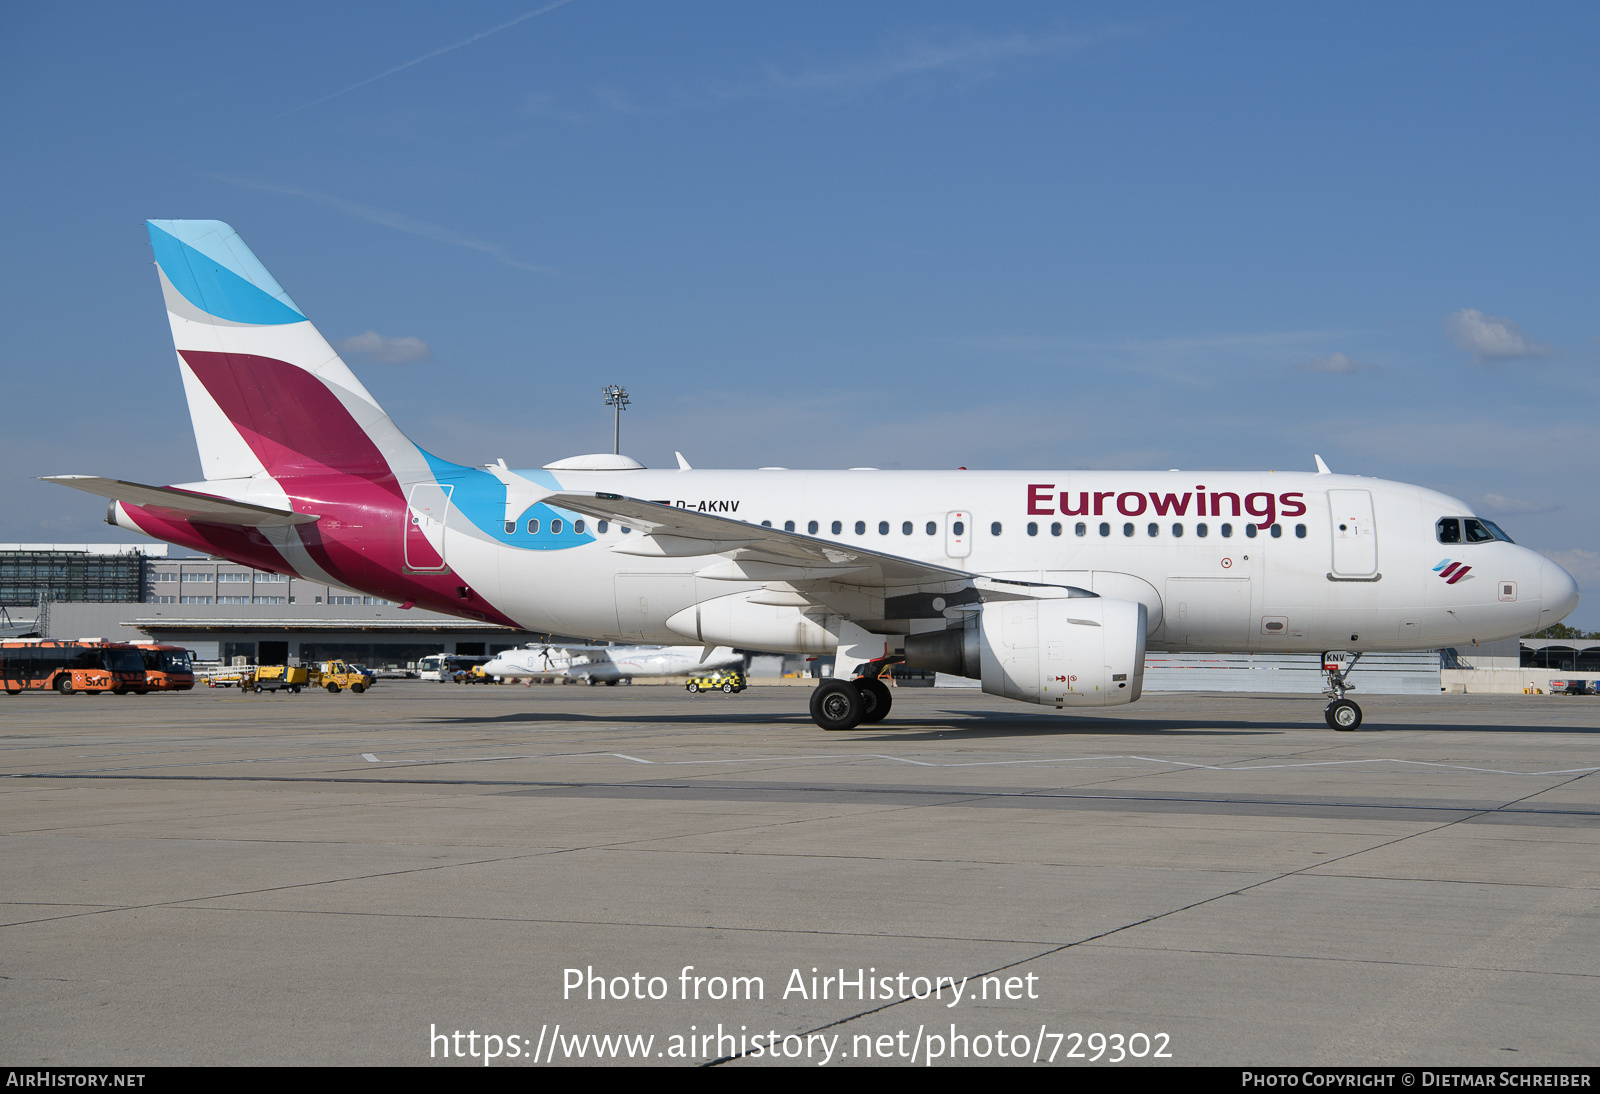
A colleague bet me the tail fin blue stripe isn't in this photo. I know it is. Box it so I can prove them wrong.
[147,220,306,326]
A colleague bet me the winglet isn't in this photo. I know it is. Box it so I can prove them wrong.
[1314,454,1332,475]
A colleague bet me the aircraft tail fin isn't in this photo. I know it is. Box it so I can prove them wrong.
[146,220,424,484]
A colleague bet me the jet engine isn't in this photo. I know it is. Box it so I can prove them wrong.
[905,597,1147,708]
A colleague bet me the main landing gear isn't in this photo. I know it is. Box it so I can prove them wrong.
[1321,651,1363,731]
[809,660,896,731]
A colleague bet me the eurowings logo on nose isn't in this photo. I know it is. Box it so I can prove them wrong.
[1434,559,1472,584]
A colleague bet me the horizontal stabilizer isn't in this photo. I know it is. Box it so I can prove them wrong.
[42,476,320,528]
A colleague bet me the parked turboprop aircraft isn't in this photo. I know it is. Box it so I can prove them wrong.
[47,221,1580,731]
[483,643,743,684]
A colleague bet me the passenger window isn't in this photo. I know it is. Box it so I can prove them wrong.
[784,521,794,532]
[1197,523,1208,537]
[761,520,771,527]
[1295,523,1305,538]
[925,521,936,535]
[1147,523,1158,537]
[1075,522,1086,537]
[953,521,964,536]
[902,521,912,535]
[855,520,866,535]
[1099,522,1110,537]
[991,522,1002,536]
[1027,522,1038,536]
[551,519,564,534]
[574,520,586,534]
[831,521,842,535]
[1437,518,1461,544]
[1221,523,1233,537]
[809,521,819,534]
[527,519,539,534]
[504,521,515,534]
[1172,523,1183,537]
[1270,523,1281,538]
[598,521,609,534]
[1245,523,1257,538]
[1464,519,1496,544]
[1123,523,1135,537]
[878,521,889,535]
[1051,522,1062,536]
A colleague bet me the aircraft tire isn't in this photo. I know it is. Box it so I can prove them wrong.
[856,678,892,723]
[811,679,864,731]
[1325,699,1362,731]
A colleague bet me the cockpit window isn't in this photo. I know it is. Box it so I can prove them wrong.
[1467,518,1514,544]
[1441,516,1514,545]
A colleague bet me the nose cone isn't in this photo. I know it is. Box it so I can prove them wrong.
[1539,556,1581,627]
[483,659,508,676]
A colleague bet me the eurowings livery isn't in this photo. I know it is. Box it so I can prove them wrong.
[483,643,743,684]
[47,221,1580,732]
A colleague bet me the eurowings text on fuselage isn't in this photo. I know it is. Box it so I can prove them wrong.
[46,221,1579,731]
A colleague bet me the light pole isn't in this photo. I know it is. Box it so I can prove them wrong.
[602,385,629,454]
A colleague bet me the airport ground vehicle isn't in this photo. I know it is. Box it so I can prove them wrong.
[132,643,195,691]
[253,665,308,693]
[310,660,374,693]
[0,639,148,695]
[685,669,747,694]
[48,220,1583,733]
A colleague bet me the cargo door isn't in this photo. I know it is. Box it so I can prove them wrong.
[1164,578,1252,650]
[1328,489,1378,577]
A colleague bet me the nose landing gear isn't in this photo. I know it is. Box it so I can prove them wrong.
[1321,651,1363,730]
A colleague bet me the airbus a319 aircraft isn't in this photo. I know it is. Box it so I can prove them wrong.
[48,222,1580,731]
[483,643,743,685]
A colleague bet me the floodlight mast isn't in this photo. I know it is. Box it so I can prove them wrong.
[602,385,629,454]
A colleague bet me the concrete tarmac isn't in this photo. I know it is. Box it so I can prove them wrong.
[2,682,1598,1067]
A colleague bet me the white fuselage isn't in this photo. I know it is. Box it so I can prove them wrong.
[438,468,1573,655]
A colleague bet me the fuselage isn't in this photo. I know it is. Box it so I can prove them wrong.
[483,644,742,681]
[119,464,1574,657]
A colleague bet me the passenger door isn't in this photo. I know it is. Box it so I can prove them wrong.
[1327,489,1378,577]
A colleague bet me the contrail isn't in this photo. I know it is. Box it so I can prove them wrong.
[206,174,558,274]
[280,0,579,118]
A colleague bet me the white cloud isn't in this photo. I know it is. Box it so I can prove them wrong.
[1298,352,1368,374]
[1474,493,1560,517]
[1537,548,1600,585]
[1445,308,1553,362]
[768,25,1139,98]
[336,331,433,364]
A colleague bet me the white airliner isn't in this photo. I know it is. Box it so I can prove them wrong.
[483,643,743,684]
[47,222,1580,732]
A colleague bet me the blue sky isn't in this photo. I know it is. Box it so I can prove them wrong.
[4,2,1597,625]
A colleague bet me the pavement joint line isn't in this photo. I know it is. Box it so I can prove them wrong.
[709,779,1567,1066]
[1082,943,1600,978]
[5,771,1600,818]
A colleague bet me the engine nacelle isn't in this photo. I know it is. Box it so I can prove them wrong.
[906,597,1147,707]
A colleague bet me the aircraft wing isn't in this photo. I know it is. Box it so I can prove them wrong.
[42,476,320,528]
[546,491,976,589]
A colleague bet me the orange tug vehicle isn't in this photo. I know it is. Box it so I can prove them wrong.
[1,639,150,695]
